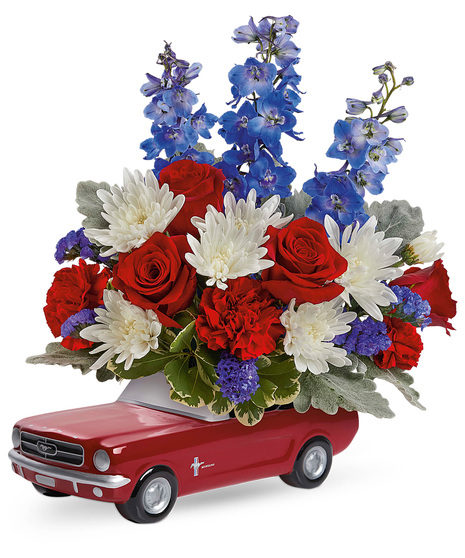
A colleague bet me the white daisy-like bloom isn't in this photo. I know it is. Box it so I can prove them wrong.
[191,189,292,235]
[84,168,185,256]
[405,230,444,264]
[185,210,274,290]
[280,298,357,375]
[324,214,403,321]
[80,290,162,371]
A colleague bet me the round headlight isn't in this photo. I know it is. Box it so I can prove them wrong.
[12,428,20,448]
[93,449,111,472]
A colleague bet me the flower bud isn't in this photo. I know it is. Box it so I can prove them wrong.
[385,61,397,71]
[372,64,386,75]
[401,76,414,86]
[346,98,369,115]
[371,87,384,104]
[382,106,408,123]
[378,73,389,84]
[402,231,444,265]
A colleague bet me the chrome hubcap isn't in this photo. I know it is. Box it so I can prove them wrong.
[143,477,171,514]
[303,446,327,480]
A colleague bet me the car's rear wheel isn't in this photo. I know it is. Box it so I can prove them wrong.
[280,437,332,488]
[115,468,178,523]
[33,483,70,497]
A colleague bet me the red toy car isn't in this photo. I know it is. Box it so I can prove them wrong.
[9,373,358,523]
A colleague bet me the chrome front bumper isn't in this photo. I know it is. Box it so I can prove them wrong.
[9,449,131,489]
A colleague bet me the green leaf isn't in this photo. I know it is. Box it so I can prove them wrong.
[172,309,197,329]
[251,378,277,408]
[169,321,196,353]
[282,189,312,220]
[257,357,297,376]
[164,357,214,407]
[367,199,424,254]
[261,368,301,405]
[234,400,264,426]
[195,355,219,390]
[207,391,234,416]
[294,362,395,418]
[96,367,117,382]
[360,356,426,411]
[76,180,112,232]
[26,343,97,374]
[113,351,183,379]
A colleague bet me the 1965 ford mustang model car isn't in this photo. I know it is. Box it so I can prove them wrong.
[9,373,358,523]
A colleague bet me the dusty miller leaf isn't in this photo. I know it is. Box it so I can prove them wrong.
[294,360,395,418]
[367,199,424,253]
[26,342,97,374]
[76,180,112,232]
[282,189,312,220]
[360,356,426,411]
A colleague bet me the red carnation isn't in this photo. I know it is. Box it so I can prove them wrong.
[112,232,196,328]
[390,259,456,335]
[196,277,285,360]
[261,217,348,305]
[159,159,225,237]
[374,316,423,370]
[44,259,111,350]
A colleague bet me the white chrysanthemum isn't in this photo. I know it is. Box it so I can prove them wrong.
[185,210,274,290]
[84,168,185,256]
[80,290,162,371]
[191,189,292,235]
[406,230,444,264]
[325,215,403,321]
[280,298,357,375]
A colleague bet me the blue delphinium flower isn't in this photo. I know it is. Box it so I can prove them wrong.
[326,119,369,169]
[389,285,432,330]
[333,317,392,356]
[228,57,277,98]
[55,228,108,265]
[61,308,98,340]
[219,101,258,145]
[248,90,297,147]
[216,352,260,405]
[349,164,385,196]
[366,142,396,173]
[247,151,295,198]
[303,170,366,226]
[215,162,248,199]
[189,104,218,140]
[351,118,389,148]
[223,143,260,167]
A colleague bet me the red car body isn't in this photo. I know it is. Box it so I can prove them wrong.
[9,374,358,519]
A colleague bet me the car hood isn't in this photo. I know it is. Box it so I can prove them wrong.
[15,401,207,445]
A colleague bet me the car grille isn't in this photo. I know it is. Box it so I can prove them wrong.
[20,431,84,467]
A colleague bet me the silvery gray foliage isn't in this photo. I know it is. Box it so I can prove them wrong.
[282,189,312,220]
[360,356,426,411]
[367,199,424,254]
[76,180,112,233]
[26,342,116,382]
[294,355,395,418]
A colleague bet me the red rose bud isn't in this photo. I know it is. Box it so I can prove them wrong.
[196,277,285,360]
[390,259,456,334]
[261,217,348,305]
[159,159,225,237]
[44,259,111,350]
[374,317,423,371]
[112,232,197,328]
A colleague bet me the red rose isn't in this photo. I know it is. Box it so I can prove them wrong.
[44,259,111,350]
[159,160,225,236]
[374,316,423,370]
[196,277,285,360]
[390,259,456,334]
[261,217,348,305]
[112,232,196,328]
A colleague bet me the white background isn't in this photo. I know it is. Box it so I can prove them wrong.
[1,0,464,556]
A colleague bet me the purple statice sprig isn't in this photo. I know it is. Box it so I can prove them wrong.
[216,352,260,405]
[55,228,110,266]
[386,285,432,330]
[333,317,392,357]
[60,308,98,341]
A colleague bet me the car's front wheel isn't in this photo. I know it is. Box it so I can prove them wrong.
[115,468,178,523]
[280,437,332,488]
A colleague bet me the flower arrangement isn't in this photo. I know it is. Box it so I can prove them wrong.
[28,15,456,426]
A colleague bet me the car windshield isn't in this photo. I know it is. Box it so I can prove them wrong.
[118,372,229,422]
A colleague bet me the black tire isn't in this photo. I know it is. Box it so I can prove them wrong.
[115,468,178,524]
[33,483,70,497]
[280,437,332,488]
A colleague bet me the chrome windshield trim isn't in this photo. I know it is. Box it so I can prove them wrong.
[8,450,131,489]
